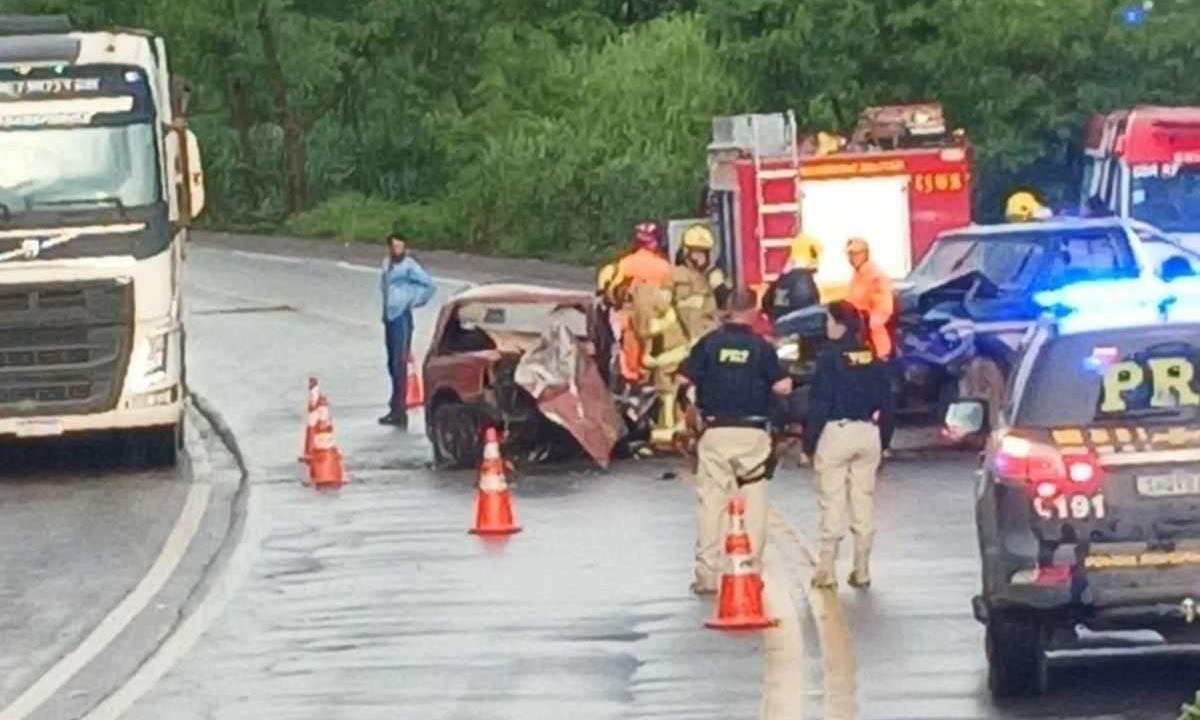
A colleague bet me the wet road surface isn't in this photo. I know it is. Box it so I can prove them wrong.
[0,437,188,712]
[102,240,1200,719]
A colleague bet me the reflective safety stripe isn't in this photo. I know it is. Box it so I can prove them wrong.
[647,307,680,335]
[677,295,706,310]
[645,343,689,369]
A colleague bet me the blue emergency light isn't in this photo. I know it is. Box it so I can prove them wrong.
[1034,275,1200,334]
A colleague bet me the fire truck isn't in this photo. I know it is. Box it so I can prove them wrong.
[683,104,973,298]
[1082,106,1200,246]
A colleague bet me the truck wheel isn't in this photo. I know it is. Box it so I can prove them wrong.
[986,609,1050,698]
[431,403,483,470]
[126,425,179,469]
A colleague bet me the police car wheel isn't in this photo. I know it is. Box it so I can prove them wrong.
[986,609,1049,698]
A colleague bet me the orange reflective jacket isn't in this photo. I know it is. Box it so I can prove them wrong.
[846,260,896,359]
[617,248,672,287]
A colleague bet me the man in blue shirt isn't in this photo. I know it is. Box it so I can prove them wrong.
[380,233,436,427]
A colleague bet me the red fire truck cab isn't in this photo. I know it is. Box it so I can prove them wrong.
[697,104,973,299]
[1083,106,1200,245]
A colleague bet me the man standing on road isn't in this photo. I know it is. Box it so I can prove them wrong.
[380,232,436,428]
[678,288,793,595]
[803,301,894,590]
[845,237,896,361]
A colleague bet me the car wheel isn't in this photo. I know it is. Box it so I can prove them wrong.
[431,403,484,470]
[986,609,1050,698]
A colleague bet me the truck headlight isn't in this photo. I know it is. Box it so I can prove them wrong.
[127,331,170,392]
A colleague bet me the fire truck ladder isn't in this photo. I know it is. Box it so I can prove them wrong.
[751,111,800,284]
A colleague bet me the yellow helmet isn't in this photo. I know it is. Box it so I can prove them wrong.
[1005,191,1052,222]
[596,263,617,294]
[788,233,822,270]
[681,225,715,251]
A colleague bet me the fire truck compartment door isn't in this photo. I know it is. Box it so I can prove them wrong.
[801,175,912,286]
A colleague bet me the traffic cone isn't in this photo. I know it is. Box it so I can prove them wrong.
[705,496,778,630]
[298,376,320,463]
[405,353,424,409]
[469,427,521,536]
[307,394,345,488]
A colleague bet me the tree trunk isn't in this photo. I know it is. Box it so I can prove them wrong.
[228,78,257,200]
[282,116,307,214]
[256,3,308,215]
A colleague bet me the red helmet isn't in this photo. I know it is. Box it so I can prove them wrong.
[633,221,662,250]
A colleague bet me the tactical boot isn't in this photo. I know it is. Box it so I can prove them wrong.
[812,542,838,589]
[849,539,872,589]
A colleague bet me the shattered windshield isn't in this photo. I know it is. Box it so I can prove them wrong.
[907,236,1044,289]
[1131,165,1200,233]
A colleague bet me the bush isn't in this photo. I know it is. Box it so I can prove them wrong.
[284,194,465,249]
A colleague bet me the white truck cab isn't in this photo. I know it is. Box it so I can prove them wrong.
[0,15,204,465]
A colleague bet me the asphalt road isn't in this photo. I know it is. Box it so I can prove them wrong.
[12,235,1196,720]
[0,439,187,710]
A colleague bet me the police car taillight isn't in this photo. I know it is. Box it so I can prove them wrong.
[994,432,1105,497]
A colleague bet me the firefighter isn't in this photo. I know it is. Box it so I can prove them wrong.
[594,263,620,385]
[845,237,896,361]
[803,301,894,590]
[1005,191,1052,222]
[632,278,690,448]
[678,288,793,594]
[617,221,673,287]
[672,224,724,343]
[762,233,822,321]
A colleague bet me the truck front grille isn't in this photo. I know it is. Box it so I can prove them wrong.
[0,280,133,418]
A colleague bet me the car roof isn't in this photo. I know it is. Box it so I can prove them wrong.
[448,283,592,306]
[938,217,1134,240]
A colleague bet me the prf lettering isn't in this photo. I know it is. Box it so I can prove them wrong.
[1100,357,1200,413]
[719,348,750,364]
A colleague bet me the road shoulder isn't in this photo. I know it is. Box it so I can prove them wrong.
[15,398,247,720]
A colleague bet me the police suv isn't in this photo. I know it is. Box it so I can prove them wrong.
[947,276,1200,698]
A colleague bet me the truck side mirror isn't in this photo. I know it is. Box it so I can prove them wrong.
[944,398,987,441]
[185,129,205,220]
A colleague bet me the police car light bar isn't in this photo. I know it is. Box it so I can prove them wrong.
[1034,276,1200,334]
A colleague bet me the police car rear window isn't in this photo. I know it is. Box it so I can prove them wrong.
[1016,325,1200,427]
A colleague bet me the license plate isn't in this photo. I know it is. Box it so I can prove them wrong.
[1136,472,1200,498]
[14,419,64,438]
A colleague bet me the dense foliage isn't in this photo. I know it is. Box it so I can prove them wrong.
[6,0,1200,260]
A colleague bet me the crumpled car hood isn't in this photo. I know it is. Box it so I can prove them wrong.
[513,316,624,468]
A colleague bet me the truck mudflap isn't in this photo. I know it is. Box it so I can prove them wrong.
[514,315,624,468]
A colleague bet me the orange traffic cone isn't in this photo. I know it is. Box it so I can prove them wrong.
[298,376,320,463]
[468,427,520,536]
[405,353,424,409]
[307,394,345,487]
[705,496,777,630]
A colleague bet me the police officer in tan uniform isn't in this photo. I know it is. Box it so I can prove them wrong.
[804,300,894,590]
[678,288,793,594]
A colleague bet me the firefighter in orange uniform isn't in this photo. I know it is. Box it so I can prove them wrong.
[617,222,673,287]
[845,237,895,361]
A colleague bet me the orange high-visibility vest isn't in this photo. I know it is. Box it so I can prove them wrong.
[616,248,672,288]
[846,260,896,360]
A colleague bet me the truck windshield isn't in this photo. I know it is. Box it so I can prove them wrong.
[0,122,158,215]
[1131,166,1200,233]
[907,236,1043,289]
[1015,325,1200,427]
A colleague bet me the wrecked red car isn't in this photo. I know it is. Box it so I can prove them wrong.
[422,284,624,469]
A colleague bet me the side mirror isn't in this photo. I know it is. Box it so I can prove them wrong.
[944,399,987,441]
[1161,255,1195,282]
[185,129,205,220]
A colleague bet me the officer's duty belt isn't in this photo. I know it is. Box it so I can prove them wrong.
[704,416,769,431]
